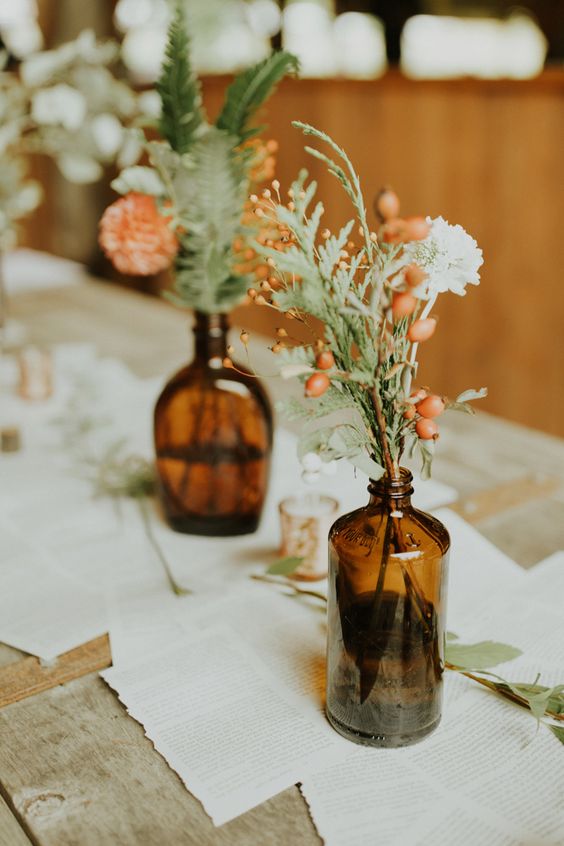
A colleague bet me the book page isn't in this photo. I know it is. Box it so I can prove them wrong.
[102,626,346,826]
[434,509,526,625]
[0,521,107,660]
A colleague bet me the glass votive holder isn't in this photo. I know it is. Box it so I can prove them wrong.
[279,493,339,581]
[0,426,21,453]
[17,346,53,401]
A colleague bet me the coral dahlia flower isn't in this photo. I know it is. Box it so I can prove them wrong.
[99,192,178,276]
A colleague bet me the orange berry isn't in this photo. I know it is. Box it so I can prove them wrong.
[416,394,445,418]
[404,216,430,241]
[403,404,416,420]
[381,217,406,244]
[305,372,330,398]
[415,418,439,440]
[247,287,257,299]
[392,292,417,320]
[408,317,436,343]
[316,350,335,370]
[405,263,428,288]
[223,357,233,369]
[376,188,400,221]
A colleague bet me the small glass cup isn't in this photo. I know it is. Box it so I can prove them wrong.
[17,346,53,401]
[279,493,339,581]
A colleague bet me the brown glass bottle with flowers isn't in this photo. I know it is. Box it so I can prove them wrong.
[100,5,297,535]
[255,122,486,745]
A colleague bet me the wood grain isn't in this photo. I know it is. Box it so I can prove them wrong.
[0,677,321,846]
[0,795,32,846]
[0,637,111,710]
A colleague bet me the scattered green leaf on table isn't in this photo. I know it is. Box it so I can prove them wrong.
[446,639,522,670]
[267,556,304,576]
[549,725,564,745]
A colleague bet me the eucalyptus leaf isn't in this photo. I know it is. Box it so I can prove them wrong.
[549,725,564,746]
[456,387,488,403]
[267,556,304,576]
[445,640,523,670]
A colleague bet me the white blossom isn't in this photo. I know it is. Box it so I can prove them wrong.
[56,153,103,184]
[404,215,483,298]
[31,84,86,131]
[90,113,124,159]
[301,452,323,473]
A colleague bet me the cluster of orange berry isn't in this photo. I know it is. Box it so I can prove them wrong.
[403,390,444,440]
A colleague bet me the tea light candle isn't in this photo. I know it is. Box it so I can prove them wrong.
[279,492,339,581]
[17,346,53,401]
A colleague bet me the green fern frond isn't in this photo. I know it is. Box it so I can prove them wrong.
[156,3,205,154]
[171,127,249,312]
[216,50,299,142]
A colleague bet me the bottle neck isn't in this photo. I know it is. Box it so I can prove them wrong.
[368,467,414,510]
[193,311,229,364]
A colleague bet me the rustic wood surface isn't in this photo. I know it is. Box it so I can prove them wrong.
[1,279,563,846]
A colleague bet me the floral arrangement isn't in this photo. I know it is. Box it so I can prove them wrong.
[244,122,486,481]
[0,30,150,251]
[99,3,298,311]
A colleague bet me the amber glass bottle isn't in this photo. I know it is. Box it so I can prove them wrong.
[326,468,450,747]
[154,312,273,535]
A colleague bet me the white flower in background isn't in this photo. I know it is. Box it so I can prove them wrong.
[56,153,103,184]
[90,113,124,159]
[31,84,86,131]
[137,89,162,119]
[404,215,483,298]
[300,452,338,484]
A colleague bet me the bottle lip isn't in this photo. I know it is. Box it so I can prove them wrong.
[192,311,229,335]
[368,467,414,497]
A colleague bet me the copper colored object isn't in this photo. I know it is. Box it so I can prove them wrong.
[279,493,339,581]
[154,312,273,536]
[0,426,21,452]
[326,468,450,747]
[17,346,53,401]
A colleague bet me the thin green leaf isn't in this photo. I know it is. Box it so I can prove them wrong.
[446,640,523,670]
[216,51,299,142]
[549,724,564,745]
[267,556,304,576]
[456,387,488,403]
[156,3,205,153]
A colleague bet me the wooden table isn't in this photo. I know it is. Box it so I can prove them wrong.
[1,279,563,846]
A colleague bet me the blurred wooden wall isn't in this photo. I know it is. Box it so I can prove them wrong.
[22,71,564,437]
[215,72,563,439]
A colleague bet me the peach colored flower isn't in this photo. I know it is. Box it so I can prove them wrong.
[99,192,178,276]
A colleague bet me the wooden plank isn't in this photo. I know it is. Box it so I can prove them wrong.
[0,794,32,846]
[450,474,561,526]
[0,637,111,710]
[0,676,321,846]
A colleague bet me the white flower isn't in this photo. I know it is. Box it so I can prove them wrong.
[301,452,323,473]
[90,113,123,159]
[404,216,483,298]
[31,84,86,131]
[56,154,103,184]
